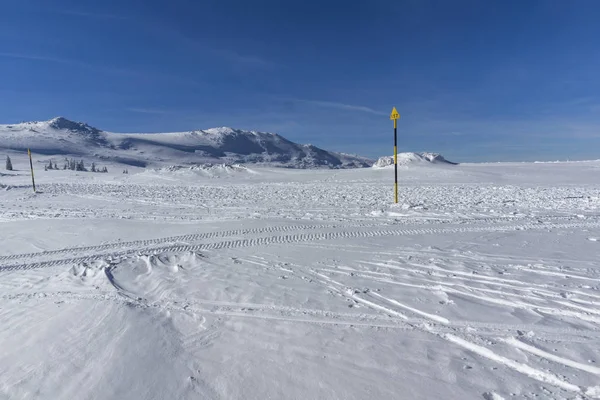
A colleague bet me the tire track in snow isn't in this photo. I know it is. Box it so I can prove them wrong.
[3,220,600,273]
[1,213,595,263]
[0,222,358,262]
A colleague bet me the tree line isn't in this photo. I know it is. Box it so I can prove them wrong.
[44,158,108,172]
[5,155,109,173]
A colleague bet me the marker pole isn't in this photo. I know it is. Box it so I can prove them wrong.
[394,119,398,204]
[28,149,36,193]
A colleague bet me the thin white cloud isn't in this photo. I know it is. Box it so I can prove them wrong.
[0,52,201,86]
[215,49,275,69]
[295,99,387,116]
[127,108,169,115]
[152,24,276,70]
[58,10,128,20]
[0,52,141,78]
[0,52,71,64]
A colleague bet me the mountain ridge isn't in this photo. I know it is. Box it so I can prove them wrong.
[0,117,373,169]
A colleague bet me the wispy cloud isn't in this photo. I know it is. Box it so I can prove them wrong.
[58,10,128,20]
[126,107,170,115]
[0,51,201,87]
[0,51,124,72]
[215,49,275,69]
[0,52,71,64]
[150,23,276,70]
[294,99,387,116]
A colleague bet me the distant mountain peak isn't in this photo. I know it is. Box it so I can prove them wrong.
[203,127,238,135]
[48,117,101,133]
[48,116,70,124]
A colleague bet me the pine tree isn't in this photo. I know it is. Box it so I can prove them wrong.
[102,166,108,173]
[91,162,96,172]
[63,163,67,170]
[5,156,13,171]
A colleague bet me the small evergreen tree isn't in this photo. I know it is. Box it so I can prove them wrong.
[76,160,85,171]
[5,156,13,171]
[63,162,68,170]
[91,162,96,172]
[44,165,48,171]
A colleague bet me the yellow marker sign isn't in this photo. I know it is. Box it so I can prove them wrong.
[389,107,400,120]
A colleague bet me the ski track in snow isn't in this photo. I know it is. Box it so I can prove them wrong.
[502,337,600,375]
[444,334,583,393]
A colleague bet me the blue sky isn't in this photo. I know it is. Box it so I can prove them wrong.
[1,0,599,162]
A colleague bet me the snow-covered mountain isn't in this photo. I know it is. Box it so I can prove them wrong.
[0,117,373,169]
[372,152,456,168]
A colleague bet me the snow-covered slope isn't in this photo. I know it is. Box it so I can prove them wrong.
[0,117,373,169]
[373,152,456,168]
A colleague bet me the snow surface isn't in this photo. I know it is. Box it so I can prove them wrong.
[1,156,600,400]
[0,117,373,169]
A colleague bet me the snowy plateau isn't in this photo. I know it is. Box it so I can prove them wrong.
[1,118,600,400]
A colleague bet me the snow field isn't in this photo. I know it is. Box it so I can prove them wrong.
[1,160,600,399]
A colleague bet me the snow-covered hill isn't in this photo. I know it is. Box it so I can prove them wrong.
[372,152,456,168]
[0,117,373,169]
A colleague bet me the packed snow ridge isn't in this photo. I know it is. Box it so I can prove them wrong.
[153,163,254,178]
[373,152,456,168]
[0,117,373,169]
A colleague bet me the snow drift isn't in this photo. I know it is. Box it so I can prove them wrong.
[372,152,456,168]
[151,163,255,178]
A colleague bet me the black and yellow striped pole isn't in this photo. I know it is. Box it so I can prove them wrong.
[390,107,400,203]
[27,148,36,193]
